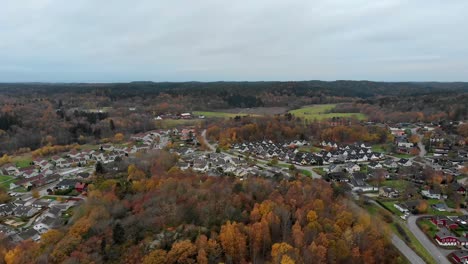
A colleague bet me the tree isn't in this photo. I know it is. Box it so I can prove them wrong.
[416,200,428,214]
[128,164,146,181]
[143,249,168,264]
[0,154,12,166]
[109,119,115,131]
[95,161,104,174]
[114,133,125,142]
[219,221,247,263]
[271,242,299,264]
[31,189,40,199]
[167,240,197,264]
[113,222,125,245]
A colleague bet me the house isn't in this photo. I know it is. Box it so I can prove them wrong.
[324,164,342,173]
[101,144,114,152]
[33,216,60,234]
[451,250,468,264]
[348,176,376,192]
[421,189,441,199]
[450,183,466,195]
[432,216,459,229]
[383,160,398,169]
[394,200,420,214]
[31,199,50,209]
[398,158,412,167]
[75,182,87,193]
[368,161,383,170]
[13,205,39,218]
[397,140,414,149]
[343,163,360,173]
[434,228,468,247]
[0,204,15,216]
[18,228,41,242]
[180,113,192,119]
[379,187,399,198]
[327,172,349,182]
[432,203,448,212]
[56,179,79,190]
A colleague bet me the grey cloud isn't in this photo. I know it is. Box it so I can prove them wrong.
[0,0,467,82]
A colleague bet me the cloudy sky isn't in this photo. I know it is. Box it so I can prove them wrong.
[1,0,467,82]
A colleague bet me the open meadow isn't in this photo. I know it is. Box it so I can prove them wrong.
[288,104,367,121]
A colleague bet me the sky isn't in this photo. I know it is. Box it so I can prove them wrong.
[1,0,468,82]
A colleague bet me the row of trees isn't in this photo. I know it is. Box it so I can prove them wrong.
[207,116,393,148]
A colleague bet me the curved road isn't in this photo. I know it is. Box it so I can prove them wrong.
[407,215,450,264]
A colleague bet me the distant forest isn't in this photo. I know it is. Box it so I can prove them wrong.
[0,81,467,154]
[1,81,468,108]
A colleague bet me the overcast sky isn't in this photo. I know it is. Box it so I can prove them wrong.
[1,0,468,82]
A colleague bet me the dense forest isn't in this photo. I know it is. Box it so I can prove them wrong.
[0,81,466,154]
[0,153,403,264]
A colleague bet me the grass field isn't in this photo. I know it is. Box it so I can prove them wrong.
[12,155,33,168]
[380,180,411,192]
[380,201,404,216]
[288,104,367,121]
[393,153,414,159]
[0,175,15,189]
[418,219,438,238]
[193,111,260,119]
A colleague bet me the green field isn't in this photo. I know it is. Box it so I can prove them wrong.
[380,201,404,216]
[193,111,259,119]
[380,180,411,192]
[0,175,16,189]
[288,104,367,121]
[12,156,32,168]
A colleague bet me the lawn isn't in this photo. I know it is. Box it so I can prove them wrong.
[0,175,15,189]
[288,104,367,121]
[298,146,321,153]
[425,199,462,216]
[380,201,404,216]
[418,218,438,238]
[371,144,387,153]
[13,157,33,168]
[300,169,312,177]
[380,180,410,192]
[313,168,326,176]
[392,153,413,159]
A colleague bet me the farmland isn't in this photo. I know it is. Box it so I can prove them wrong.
[288,104,367,121]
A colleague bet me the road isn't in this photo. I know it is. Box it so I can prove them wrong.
[407,215,451,264]
[391,234,426,264]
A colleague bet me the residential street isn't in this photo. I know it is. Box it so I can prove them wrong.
[391,234,425,264]
[407,215,451,264]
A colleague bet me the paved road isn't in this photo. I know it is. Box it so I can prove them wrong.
[407,215,451,264]
[201,129,215,151]
[391,234,426,264]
